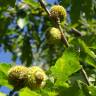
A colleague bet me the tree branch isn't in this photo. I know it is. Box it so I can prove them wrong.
[38,0,90,86]
[38,0,50,16]
[38,0,69,47]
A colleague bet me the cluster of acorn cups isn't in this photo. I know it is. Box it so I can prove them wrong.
[46,5,67,45]
[8,65,47,90]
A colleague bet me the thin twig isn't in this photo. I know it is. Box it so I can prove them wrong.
[56,18,69,47]
[70,28,83,36]
[80,66,90,86]
[38,0,50,16]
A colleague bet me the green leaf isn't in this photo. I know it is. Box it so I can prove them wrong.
[19,88,40,96]
[17,18,28,29]
[20,36,33,66]
[70,0,82,23]
[51,48,81,83]
[77,81,90,96]
[0,63,11,77]
[47,91,57,96]
[0,79,12,89]
[56,82,85,96]
[78,39,96,68]
[0,63,12,88]
[24,0,39,8]
[78,39,96,59]
[60,0,71,7]
[0,92,6,96]
[39,89,58,96]
[81,0,93,19]
[85,56,96,68]
[88,86,96,96]
[0,0,15,8]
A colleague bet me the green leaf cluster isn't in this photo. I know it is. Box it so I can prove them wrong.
[0,0,96,96]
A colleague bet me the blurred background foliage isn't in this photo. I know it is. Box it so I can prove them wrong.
[0,0,96,66]
[0,0,96,96]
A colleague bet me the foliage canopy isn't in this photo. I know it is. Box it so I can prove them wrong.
[0,0,96,96]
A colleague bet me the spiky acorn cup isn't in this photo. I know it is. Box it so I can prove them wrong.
[8,66,28,90]
[27,66,47,90]
[50,5,67,22]
[46,27,62,45]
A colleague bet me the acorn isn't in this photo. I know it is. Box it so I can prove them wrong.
[46,27,61,45]
[50,5,67,21]
[8,66,28,90]
[27,66,47,89]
